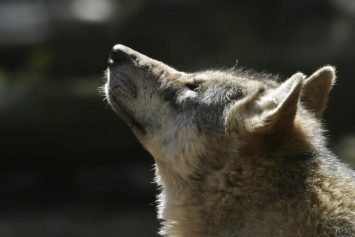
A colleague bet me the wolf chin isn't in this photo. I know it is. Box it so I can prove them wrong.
[103,44,355,237]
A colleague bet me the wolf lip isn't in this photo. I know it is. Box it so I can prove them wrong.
[108,90,146,135]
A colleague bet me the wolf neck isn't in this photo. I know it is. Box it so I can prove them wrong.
[154,137,327,237]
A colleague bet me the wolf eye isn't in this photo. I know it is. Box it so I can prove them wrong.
[186,83,199,92]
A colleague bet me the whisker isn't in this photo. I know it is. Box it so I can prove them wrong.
[232,59,239,70]
[102,69,109,83]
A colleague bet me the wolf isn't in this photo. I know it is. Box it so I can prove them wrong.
[103,44,355,237]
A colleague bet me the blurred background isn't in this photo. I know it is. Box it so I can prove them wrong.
[0,0,355,236]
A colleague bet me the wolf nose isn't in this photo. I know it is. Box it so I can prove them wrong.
[109,45,131,64]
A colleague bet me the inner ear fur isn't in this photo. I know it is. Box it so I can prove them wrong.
[301,66,336,118]
[226,73,304,136]
[251,73,304,134]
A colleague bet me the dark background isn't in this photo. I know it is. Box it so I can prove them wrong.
[0,0,355,236]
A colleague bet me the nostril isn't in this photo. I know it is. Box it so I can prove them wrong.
[109,46,131,64]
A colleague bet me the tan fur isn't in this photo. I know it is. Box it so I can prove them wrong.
[103,45,355,237]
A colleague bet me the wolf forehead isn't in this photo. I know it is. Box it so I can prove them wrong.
[159,70,284,128]
[189,69,281,88]
[159,69,282,105]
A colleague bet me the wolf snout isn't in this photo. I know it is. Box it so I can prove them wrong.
[108,44,179,79]
[109,44,132,64]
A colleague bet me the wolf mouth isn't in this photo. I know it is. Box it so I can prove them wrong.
[108,90,146,135]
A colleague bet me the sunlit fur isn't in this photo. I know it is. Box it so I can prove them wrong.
[104,45,355,237]
[98,69,109,101]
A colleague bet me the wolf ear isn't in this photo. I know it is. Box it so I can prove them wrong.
[250,73,304,133]
[300,66,336,118]
[226,73,304,136]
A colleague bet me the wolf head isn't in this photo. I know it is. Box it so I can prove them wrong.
[104,44,336,184]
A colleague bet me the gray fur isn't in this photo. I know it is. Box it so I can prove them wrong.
[103,45,355,237]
